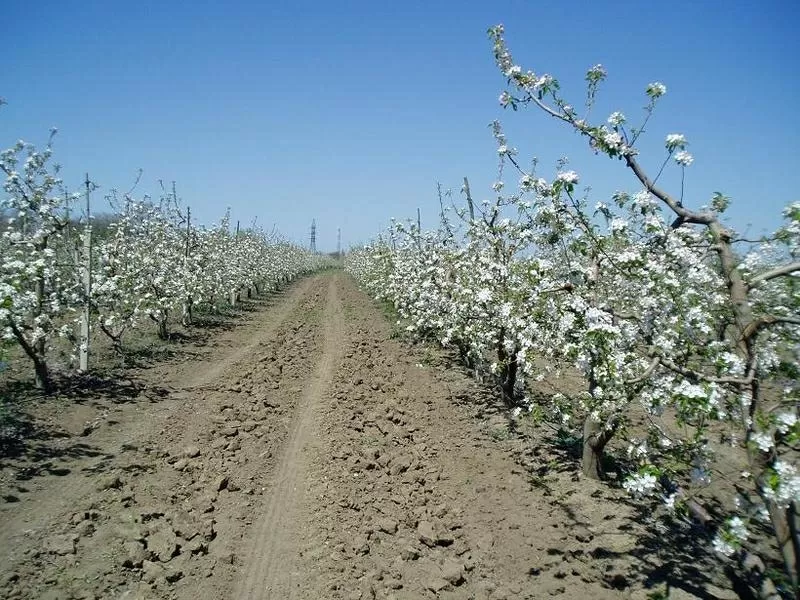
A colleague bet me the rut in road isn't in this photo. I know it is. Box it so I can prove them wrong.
[170,277,317,391]
[236,275,344,599]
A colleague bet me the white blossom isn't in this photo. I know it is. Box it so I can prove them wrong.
[674,150,694,166]
[623,473,658,497]
[665,134,687,151]
[607,112,626,126]
[556,170,579,185]
[646,82,667,98]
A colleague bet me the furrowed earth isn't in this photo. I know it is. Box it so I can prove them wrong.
[0,272,739,600]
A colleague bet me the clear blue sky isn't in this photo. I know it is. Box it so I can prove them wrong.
[3,1,798,251]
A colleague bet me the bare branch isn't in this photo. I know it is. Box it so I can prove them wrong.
[653,353,754,386]
[741,314,800,342]
[625,357,661,385]
[523,92,721,229]
[748,262,800,288]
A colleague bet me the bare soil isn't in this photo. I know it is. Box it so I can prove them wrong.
[0,272,740,599]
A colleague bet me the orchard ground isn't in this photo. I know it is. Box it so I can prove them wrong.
[0,272,740,600]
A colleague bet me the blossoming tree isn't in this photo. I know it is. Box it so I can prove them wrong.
[0,133,78,391]
[347,25,799,596]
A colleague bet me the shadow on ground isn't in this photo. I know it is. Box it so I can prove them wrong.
[0,374,169,488]
[427,345,755,599]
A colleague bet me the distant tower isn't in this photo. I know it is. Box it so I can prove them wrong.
[310,219,317,253]
[336,227,341,257]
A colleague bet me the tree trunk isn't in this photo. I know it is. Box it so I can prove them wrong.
[496,328,518,405]
[769,502,799,593]
[99,322,124,355]
[620,121,798,593]
[757,467,800,592]
[582,416,615,479]
[157,315,169,340]
[34,268,47,379]
[8,320,52,392]
[32,353,51,393]
[182,297,193,326]
[788,502,800,594]
[501,352,519,404]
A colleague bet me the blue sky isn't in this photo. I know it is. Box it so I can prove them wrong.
[2,1,798,251]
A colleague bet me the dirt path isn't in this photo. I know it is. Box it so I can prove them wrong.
[0,272,734,600]
[0,279,315,560]
[235,276,344,599]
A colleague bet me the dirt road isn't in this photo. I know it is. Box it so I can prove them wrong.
[0,272,731,600]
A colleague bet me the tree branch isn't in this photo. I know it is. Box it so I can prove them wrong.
[748,262,800,288]
[522,93,722,230]
[653,353,754,386]
[7,319,37,363]
[625,356,661,385]
[741,315,800,342]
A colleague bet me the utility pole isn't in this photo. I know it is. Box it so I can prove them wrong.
[336,227,341,258]
[463,176,475,221]
[310,219,317,253]
[416,208,422,249]
[230,220,240,307]
[79,173,92,372]
[185,206,191,260]
[183,205,192,325]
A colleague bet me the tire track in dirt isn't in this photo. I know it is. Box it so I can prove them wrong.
[235,274,344,600]
[175,276,317,390]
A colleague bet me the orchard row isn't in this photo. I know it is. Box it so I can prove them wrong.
[347,25,799,596]
[1,136,330,391]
